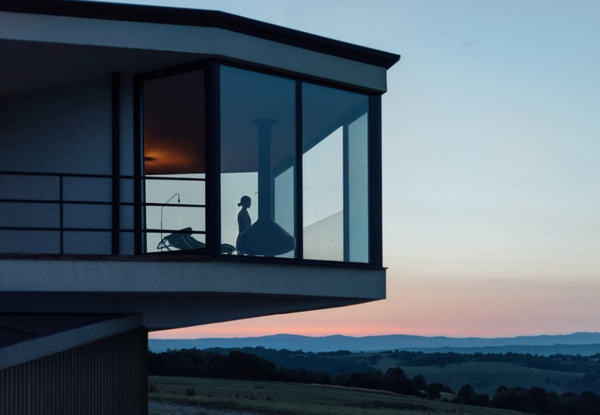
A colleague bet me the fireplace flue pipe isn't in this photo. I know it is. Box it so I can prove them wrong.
[236,119,296,256]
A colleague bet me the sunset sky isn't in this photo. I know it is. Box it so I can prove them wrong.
[100,0,600,339]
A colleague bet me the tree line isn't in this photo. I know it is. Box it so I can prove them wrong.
[149,348,600,414]
[149,348,447,397]
[390,350,600,374]
[456,384,600,415]
[229,347,600,393]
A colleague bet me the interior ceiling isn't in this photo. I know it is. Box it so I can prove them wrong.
[143,70,206,175]
[220,74,369,175]
[0,39,204,98]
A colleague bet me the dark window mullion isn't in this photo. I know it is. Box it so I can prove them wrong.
[133,77,143,255]
[207,62,222,258]
[295,81,304,260]
[368,95,382,267]
[343,124,350,262]
[111,73,121,255]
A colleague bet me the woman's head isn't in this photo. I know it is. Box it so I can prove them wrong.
[238,195,252,208]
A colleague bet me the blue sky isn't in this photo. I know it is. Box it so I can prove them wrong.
[99,0,600,337]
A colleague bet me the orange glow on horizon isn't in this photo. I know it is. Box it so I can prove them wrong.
[150,275,600,340]
[150,325,591,340]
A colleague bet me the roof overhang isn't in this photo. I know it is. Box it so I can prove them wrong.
[0,0,399,95]
[0,0,400,69]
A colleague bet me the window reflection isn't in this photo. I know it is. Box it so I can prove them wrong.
[142,70,206,253]
[302,83,369,263]
[220,67,296,257]
[139,65,372,263]
[303,126,344,261]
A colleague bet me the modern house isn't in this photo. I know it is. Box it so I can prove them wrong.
[0,0,399,413]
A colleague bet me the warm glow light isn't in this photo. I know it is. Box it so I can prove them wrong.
[144,143,205,175]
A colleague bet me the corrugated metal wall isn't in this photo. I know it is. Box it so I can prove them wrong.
[0,328,148,415]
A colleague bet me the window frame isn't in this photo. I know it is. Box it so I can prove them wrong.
[134,58,383,268]
[133,61,211,256]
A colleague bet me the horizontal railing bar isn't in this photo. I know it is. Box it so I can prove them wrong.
[0,170,210,256]
[142,176,206,182]
[0,199,206,208]
[144,202,205,208]
[0,170,205,181]
[144,228,205,234]
[0,227,206,234]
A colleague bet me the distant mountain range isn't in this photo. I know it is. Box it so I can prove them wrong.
[149,332,600,355]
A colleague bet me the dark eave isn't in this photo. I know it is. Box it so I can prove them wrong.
[0,0,400,69]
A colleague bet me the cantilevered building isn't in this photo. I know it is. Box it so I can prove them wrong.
[0,1,399,413]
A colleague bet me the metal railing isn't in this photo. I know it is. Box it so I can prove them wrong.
[0,170,206,255]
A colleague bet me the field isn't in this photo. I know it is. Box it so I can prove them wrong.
[149,376,525,415]
[373,357,585,396]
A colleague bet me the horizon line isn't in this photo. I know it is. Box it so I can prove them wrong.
[149,331,600,340]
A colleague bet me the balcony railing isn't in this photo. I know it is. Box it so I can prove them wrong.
[0,170,206,256]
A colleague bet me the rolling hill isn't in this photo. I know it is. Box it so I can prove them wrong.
[150,332,600,354]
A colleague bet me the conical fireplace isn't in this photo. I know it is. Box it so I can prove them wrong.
[236,119,296,256]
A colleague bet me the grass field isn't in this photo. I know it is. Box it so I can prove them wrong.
[373,358,585,396]
[149,376,526,415]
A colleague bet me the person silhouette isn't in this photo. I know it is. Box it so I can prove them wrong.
[236,195,252,254]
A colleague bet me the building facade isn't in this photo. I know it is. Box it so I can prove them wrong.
[0,1,399,413]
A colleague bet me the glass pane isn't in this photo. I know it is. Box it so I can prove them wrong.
[303,126,344,261]
[302,83,369,263]
[220,66,296,257]
[348,112,370,263]
[142,70,206,253]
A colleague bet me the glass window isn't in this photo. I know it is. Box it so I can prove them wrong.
[220,66,296,258]
[302,83,369,263]
[142,70,206,253]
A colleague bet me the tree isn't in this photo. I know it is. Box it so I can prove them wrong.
[528,386,552,414]
[225,350,277,380]
[319,373,333,385]
[426,384,442,400]
[496,385,508,396]
[456,384,476,404]
[385,367,421,397]
[455,384,489,407]
[412,375,427,391]
[490,388,538,413]
[335,371,388,391]
[577,391,600,415]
